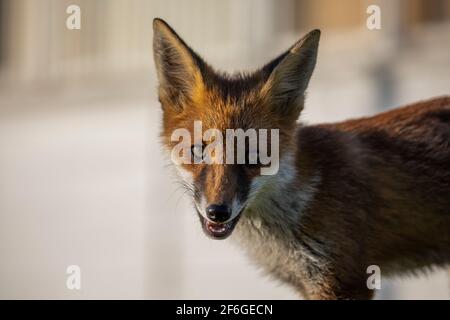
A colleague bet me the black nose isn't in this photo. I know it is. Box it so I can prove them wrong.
[206,204,231,223]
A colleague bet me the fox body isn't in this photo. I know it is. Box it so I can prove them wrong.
[153,18,450,299]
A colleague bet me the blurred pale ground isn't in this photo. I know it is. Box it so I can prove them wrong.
[0,0,449,299]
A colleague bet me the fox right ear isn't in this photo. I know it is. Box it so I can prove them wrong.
[153,18,205,111]
[261,29,320,118]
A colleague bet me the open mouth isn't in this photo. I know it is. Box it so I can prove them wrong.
[198,212,243,240]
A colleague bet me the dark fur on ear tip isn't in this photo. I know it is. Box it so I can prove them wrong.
[153,18,180,40]
[309,29,321,37]
[153,17,163,28]
[153,18,170,32]
[290,29,321,54]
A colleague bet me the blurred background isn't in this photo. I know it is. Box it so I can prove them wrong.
[0,0,449,299]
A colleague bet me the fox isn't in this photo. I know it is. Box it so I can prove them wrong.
[152,18,450,299]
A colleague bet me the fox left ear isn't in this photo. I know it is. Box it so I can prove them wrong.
[261,29,320,117]
[153,18,205,111]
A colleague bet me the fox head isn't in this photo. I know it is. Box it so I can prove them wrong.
[153,18,320,239]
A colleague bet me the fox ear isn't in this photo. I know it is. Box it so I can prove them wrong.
[153,18,205,111]
[261,29,320,117]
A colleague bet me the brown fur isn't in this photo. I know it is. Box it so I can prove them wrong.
[153,18,450,299]
[292,97,450,299]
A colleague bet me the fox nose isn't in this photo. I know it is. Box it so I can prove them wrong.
[206,204,231,223]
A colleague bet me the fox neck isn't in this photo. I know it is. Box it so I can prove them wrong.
[233,147,321,245]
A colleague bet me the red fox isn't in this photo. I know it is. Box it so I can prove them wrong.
[152,18,450,299]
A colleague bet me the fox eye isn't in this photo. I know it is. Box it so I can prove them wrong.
[191,144,204,163]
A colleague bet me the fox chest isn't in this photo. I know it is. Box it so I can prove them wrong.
[233,218,309,287]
